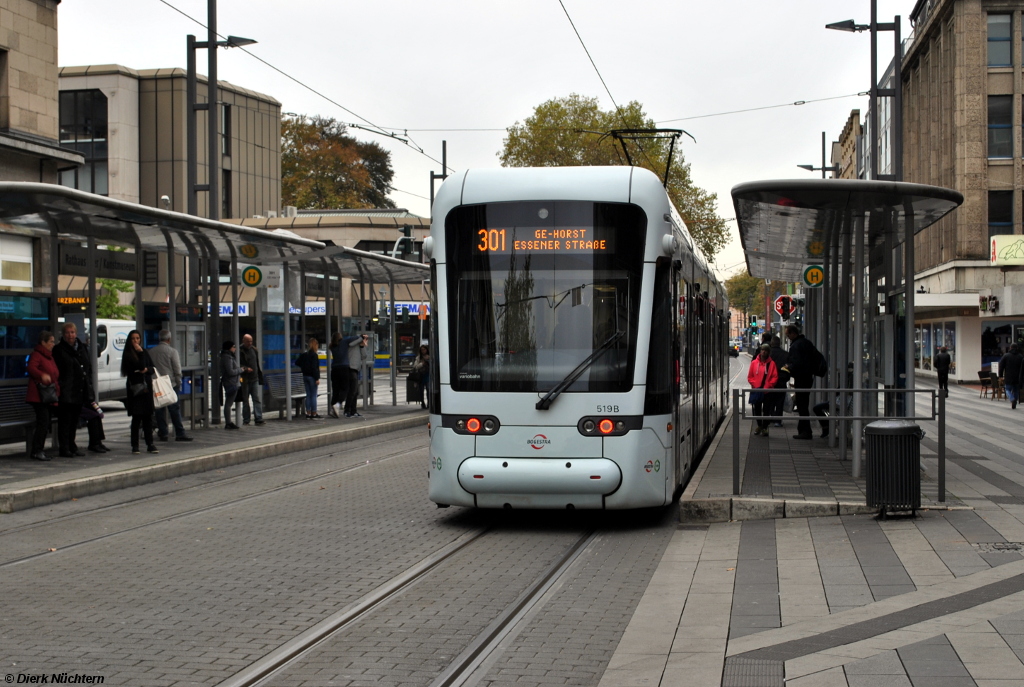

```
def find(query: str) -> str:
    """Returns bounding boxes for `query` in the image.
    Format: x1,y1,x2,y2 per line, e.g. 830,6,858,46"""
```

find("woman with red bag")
26,330,60,461
747,343,779,437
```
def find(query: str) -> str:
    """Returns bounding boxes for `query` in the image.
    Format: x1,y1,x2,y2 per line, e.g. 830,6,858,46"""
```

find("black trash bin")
864,420,924,515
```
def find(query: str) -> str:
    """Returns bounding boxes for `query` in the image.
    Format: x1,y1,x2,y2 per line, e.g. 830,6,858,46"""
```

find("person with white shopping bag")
148,330,193,442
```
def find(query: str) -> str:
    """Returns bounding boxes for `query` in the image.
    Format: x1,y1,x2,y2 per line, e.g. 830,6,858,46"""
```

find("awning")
732,179,963,281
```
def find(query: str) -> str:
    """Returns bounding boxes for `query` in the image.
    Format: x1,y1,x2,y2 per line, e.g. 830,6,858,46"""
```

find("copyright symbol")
5,674,13,683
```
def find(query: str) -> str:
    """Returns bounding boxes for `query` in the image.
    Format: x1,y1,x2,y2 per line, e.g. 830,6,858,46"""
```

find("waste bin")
864,420,924,514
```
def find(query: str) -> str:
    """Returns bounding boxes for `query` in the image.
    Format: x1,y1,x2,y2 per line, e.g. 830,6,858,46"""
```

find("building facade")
58,64,281,218
894,0,1024,379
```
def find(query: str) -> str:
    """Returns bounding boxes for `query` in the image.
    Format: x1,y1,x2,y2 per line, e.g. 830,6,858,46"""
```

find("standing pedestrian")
344,334,369,418
934,346,952,397
148,329,193,441
52,322,91,457
121,329,158,454
296,337,321,419
220,340,241,429
238,334,264,426
412,344,430,410
328,332,362,418
768,335,789,427
747,344,779,436
26,330,59,461
781,324,822,440
999,343,1024,409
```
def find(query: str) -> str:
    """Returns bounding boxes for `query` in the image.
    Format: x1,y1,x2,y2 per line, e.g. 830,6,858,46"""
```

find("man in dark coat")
934,346,952,396
768,335,790,427
999,344,1024,409
52,322,92,457
781,324,820,440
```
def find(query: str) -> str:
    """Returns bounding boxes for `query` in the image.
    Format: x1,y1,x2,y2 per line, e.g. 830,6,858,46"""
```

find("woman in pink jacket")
747,343,779,437
26,330,60,461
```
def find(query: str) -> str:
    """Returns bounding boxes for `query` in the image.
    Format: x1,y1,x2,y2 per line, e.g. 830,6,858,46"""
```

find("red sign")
774,295,790,316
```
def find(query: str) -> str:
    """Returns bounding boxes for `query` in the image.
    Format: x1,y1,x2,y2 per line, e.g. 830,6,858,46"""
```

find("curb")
0,414,427,513
679,496,971,523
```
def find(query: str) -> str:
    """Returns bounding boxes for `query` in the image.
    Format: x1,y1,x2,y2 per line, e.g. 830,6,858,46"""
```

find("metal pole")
87,236,99,400
894,16,903,181
186,34,198,217
852,215,865,478
840,222,851,462
821,131,828,179
164,229,177,340
230,253,240,427
207,0,220,221
828,220,841,448
905,201,915,418
284,263,292,421
938,389,946,502
206,240,220,424
390,277,397,406
732,388,740,496
870,0,879,180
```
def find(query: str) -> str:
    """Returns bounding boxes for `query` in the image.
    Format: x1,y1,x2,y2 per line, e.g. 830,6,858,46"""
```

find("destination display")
475,227,616,254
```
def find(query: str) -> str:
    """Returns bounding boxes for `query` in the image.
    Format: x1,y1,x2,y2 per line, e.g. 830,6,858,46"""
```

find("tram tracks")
0,432,426,568
219,527,599,687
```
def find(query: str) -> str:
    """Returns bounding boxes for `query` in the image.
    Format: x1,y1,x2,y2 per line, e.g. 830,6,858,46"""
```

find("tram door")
671,264,682,488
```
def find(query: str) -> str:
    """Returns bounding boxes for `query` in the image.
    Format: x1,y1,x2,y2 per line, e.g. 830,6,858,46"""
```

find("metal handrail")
731,387,946,502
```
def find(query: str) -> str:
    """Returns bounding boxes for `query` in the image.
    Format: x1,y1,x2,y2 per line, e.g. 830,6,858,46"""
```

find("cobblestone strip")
476,511,677,686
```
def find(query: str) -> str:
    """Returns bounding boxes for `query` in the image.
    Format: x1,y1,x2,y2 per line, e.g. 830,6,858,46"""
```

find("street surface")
0,427,675,686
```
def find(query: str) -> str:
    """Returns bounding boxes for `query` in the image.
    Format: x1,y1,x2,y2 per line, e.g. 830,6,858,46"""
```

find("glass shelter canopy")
732,179,962,281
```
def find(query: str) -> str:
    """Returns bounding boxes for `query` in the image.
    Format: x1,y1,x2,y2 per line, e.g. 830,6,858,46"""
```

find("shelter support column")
87,236,99,401
852,215,865,478
284,263,292,422
904,201,915,418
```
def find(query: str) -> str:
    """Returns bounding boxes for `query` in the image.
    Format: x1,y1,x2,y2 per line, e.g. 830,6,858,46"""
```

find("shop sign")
59,244,137,280
991,235,1024,266
376,301,431,316
979,295,1000,314
0,294,49,320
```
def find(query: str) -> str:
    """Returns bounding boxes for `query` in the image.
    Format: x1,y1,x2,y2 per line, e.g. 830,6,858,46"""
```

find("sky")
58,0,912,280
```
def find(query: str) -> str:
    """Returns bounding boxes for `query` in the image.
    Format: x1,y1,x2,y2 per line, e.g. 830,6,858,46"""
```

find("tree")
282,115,396,210
500,94,729,260
96,278,135,320
725,270,762,321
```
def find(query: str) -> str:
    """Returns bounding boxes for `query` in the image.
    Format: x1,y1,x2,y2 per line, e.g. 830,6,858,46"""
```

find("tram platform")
0,377,427,513
601,364,1024,687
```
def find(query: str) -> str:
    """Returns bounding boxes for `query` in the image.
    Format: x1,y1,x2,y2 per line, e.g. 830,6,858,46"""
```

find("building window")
221,103,231,156
58,90,109,195
0,234,33,290
989,190,1013,237
989,14,1012,67
222,169,232,219
988,96,1013,158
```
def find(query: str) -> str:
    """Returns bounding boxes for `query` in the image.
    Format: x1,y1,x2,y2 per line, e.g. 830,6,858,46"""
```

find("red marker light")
466,418,481,433
598,419,614,434
590,475,601,480
473,474,484,479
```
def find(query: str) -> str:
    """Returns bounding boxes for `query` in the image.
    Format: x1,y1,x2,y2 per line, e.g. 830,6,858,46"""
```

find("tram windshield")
445,201,646,393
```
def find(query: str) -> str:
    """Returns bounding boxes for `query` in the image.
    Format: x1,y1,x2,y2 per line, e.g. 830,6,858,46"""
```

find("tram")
424,166,729,509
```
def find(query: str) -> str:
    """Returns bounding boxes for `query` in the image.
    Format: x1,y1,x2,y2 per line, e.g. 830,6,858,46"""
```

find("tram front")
428,168,675,509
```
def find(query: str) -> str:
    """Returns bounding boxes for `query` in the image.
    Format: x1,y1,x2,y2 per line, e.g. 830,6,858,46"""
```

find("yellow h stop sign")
803,265,824,288
241,266,263,287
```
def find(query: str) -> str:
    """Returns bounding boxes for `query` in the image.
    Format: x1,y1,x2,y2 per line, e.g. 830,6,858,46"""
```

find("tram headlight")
583,420,596,433
483,419,496,432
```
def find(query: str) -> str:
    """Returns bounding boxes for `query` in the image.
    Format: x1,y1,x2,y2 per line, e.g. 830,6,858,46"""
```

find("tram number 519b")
477,229,507,252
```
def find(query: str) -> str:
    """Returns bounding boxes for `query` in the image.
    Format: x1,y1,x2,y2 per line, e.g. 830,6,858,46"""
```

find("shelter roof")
731,179,962,281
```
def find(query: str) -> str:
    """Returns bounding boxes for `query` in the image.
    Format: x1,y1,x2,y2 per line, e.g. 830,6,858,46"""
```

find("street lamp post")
185,0,256,219
798,132,841,178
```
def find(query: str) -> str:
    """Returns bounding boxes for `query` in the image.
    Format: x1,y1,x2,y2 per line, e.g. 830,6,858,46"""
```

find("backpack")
814,349,828,378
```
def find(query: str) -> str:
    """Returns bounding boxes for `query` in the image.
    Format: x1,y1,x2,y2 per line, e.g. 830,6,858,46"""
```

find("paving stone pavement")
602,365,1024,686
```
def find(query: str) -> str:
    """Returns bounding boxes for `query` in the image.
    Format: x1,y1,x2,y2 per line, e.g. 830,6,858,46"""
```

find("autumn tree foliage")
282,115,396,210
500,94,729,261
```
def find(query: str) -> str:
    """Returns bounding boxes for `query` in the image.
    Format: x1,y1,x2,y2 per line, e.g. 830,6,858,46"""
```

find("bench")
262,372,307,417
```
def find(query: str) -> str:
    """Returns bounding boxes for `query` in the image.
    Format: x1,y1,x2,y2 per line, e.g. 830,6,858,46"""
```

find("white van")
93,319,136,401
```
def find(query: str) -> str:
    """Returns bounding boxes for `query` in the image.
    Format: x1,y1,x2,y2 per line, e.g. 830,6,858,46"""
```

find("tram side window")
645,258,673,414
678,278,690,400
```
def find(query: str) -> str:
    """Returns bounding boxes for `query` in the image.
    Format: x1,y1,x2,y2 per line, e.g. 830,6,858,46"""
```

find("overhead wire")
152,0,447,171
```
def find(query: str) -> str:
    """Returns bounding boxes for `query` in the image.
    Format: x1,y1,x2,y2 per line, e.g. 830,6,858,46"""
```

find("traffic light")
749,315,758,334
400,225,412,258
780,296,791,320
402,306,410,323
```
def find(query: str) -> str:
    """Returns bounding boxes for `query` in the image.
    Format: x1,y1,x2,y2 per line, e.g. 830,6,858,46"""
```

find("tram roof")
731,179,962,281
0,183,427,282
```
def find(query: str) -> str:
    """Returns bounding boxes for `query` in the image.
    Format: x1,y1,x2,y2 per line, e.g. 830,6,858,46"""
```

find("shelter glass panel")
922,325,932,371
944,321,956,374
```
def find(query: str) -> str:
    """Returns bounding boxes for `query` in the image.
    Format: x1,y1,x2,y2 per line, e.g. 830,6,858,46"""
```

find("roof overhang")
0,183,427,283
732,179,963,281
